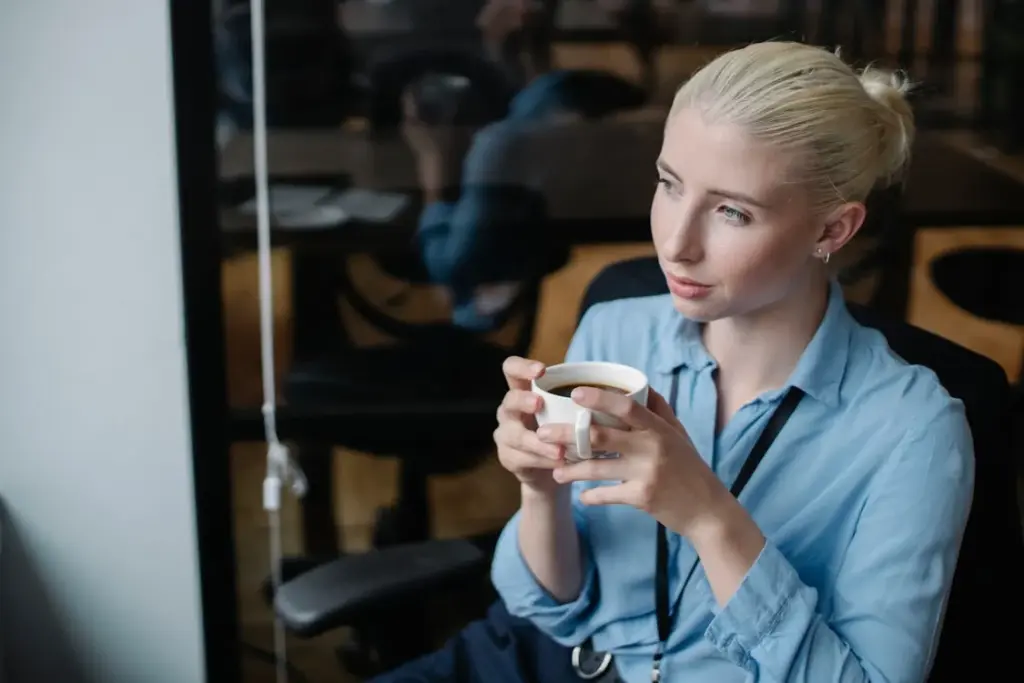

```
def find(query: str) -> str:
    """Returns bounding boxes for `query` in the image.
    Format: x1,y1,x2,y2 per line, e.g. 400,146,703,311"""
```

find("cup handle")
575,409,593,461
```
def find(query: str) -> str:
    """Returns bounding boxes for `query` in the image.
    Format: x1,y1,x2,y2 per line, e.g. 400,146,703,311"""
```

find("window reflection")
205,2,1023,681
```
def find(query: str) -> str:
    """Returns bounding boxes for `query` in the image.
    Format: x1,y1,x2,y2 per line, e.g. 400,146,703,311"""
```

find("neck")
703,273,830,397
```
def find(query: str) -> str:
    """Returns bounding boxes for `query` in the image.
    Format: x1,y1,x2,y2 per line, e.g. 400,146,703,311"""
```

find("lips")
667,275,710,288
665,273,712,300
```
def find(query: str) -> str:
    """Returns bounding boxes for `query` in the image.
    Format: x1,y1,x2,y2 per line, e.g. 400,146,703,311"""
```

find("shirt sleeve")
415,122,540,298
414,126,513,289
489,305,609,645
704,402,974,683
489,500,602,645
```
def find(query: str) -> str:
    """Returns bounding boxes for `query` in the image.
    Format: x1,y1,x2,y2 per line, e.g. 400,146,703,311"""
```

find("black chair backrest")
579,256,1023,681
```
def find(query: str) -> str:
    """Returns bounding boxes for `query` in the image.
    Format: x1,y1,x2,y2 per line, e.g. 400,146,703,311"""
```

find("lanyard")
650,370,805,682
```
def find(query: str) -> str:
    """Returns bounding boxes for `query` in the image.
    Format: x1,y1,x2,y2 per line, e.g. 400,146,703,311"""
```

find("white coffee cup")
532,362,650,461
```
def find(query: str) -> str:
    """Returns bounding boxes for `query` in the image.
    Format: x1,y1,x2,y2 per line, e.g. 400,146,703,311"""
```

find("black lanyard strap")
572,371,805,682
651,372,805,680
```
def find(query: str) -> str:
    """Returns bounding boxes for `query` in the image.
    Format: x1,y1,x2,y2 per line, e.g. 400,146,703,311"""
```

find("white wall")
0,2,206,682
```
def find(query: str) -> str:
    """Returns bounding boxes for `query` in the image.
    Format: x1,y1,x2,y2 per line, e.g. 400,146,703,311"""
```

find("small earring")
816,248,831,265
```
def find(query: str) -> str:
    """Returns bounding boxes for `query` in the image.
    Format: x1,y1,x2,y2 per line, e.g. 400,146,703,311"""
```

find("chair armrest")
273,539,487,638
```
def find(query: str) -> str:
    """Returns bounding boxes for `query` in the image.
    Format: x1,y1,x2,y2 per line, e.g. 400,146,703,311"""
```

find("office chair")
929,245,1024,474
266,187,568,673
274,256,1024,681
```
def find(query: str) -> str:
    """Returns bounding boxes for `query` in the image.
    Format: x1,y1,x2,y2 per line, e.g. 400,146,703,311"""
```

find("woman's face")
651,107,824,322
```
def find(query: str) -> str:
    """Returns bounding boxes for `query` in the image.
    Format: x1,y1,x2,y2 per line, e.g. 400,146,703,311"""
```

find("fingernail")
536,426,552,441
571,387,588,401
532,363,545,376
552,468,565,482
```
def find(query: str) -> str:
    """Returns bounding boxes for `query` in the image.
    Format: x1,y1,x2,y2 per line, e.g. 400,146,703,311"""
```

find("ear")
814,201,866,258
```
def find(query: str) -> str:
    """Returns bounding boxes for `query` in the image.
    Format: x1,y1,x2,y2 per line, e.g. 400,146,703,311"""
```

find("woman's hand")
493,356,566,495
537,386,733,539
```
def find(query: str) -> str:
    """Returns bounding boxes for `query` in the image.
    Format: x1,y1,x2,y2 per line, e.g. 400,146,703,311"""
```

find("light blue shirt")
490,282,974,683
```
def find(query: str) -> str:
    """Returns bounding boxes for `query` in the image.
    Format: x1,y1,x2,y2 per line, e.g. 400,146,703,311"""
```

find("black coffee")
549,382,630,397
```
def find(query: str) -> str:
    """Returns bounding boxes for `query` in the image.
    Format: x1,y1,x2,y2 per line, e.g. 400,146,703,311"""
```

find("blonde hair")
670,41,915,214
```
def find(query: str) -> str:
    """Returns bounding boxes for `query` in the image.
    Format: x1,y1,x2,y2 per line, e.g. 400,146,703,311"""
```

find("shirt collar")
652,311,713,375
783,280,854,406
652,280,853,407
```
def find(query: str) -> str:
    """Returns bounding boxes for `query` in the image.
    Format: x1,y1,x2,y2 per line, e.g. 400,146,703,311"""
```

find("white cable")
248,2,307,683
250,0,276,450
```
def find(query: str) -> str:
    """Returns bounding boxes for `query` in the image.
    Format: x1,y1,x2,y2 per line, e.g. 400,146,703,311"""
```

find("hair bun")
859,67,915,187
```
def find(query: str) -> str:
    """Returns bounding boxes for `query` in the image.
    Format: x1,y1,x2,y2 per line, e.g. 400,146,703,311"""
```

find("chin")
669,293,729,322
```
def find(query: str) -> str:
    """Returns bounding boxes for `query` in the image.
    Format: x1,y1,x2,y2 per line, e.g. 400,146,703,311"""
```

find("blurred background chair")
258,185,568,674
929,245,1024,475
272,256,1024,681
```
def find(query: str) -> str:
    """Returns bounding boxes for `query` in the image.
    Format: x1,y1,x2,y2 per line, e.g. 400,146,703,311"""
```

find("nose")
659,200,704,264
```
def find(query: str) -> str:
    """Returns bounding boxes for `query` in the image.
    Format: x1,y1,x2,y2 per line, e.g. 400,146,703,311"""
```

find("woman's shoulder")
844,323,966,421
839,322,974,480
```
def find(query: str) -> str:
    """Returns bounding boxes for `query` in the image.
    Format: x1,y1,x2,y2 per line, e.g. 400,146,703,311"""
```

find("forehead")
660,108,794,198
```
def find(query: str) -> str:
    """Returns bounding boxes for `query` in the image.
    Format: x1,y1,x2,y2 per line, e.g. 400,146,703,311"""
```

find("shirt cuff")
704,539,810,663
490,510,597,643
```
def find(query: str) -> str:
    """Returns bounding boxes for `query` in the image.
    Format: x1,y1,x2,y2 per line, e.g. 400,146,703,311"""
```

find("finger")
502,356,546,391
501,389,543,416
537,423,635,455
552,456,628,484
495,422,563,460
504,448,564,471
517,429,564,460
578,481,638,507
496,402,538,432
570,387,658,430
534,422,574,446
645,388,684,434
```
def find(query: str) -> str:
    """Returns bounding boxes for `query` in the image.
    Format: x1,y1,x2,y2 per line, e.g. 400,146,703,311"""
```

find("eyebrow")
655,158,681,182
655,158,770,209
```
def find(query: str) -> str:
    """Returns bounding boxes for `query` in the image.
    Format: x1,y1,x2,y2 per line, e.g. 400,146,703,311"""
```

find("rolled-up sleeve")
489,304,610,644
490,503,601,644
704,404,974,682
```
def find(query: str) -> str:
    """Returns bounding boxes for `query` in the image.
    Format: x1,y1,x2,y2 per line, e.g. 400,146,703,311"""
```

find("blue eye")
719,206,751,225
657,176,680,196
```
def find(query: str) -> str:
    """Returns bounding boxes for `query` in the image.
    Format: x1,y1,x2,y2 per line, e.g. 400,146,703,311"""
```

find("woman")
375,41,974,683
